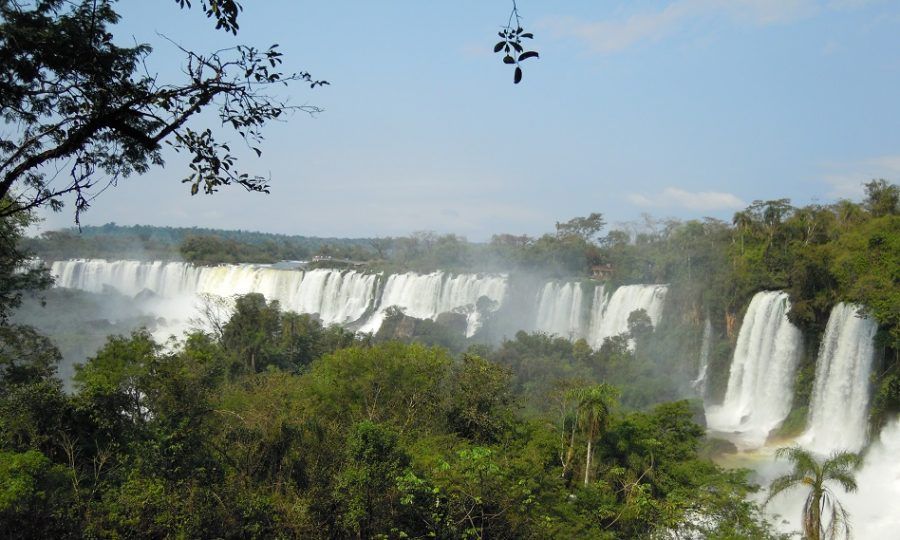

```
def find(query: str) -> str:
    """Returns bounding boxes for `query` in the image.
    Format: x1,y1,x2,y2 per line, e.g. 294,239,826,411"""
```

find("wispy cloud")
627,187,746,211
827,0,882,10
823,154,900,199
543,0,846,54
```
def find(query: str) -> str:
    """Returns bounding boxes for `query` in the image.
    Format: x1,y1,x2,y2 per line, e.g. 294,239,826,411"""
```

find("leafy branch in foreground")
175,0,242,35
493,0,539,84
0,0,326,222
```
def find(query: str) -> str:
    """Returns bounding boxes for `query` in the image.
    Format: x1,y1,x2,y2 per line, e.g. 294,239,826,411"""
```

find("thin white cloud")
823,154,900,199
828,0,882,10
626,193,657,207
543,0,847,54
627,187,746,211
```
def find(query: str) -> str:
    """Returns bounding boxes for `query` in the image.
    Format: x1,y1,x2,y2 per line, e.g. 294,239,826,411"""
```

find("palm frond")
766,472,804,503
822,491,852,540
824,469,858,494
775,445,819,477
822,451,861,475
771,446,860,540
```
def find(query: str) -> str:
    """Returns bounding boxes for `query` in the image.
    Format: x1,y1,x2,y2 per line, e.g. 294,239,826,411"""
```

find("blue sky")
35,0,900,240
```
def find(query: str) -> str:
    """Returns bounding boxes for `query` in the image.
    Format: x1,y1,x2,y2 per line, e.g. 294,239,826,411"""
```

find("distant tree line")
24,224,377,264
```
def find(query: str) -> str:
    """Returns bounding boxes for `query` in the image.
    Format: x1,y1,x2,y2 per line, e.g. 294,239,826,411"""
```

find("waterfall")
705,291,802,449
51,259,202,297
52,259,677,344
765,417,900,538
692,317,713,397
529,282,668,346
533,282,585,339
51,259,506,337
359,271,507,337
286,269,378,325
586,284,668,348
801,303,877,453
842,418,900,537
51,260,377,326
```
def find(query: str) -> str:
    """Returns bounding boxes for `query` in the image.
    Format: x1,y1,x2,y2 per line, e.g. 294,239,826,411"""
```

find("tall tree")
767,446,861,540
571,383,619,486
555,213,606,244
220,293,281,372
863,179,900,217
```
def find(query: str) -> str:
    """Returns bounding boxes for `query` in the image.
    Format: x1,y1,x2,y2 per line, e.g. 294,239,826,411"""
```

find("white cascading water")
800,303,877,453
52,260,379,326
589,285,608,334
764,418,900,538
533,281,584,339
841,418,900,536
359,271,508,337
692,317,713,397
705,291,802,449
51,260,506,337
528,283,667,347
52,259,198,297
586,284,668,348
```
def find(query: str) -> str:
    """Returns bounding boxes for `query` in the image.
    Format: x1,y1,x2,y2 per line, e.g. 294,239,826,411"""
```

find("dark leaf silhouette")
493,1,539,84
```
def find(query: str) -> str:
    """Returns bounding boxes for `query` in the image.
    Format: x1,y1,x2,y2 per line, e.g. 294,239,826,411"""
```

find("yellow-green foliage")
0,311,788,538
831,215,900,345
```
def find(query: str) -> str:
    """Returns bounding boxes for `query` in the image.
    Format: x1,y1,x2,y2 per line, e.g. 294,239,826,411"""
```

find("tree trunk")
563,422,577,477
805,491,823,540
583,438,592,486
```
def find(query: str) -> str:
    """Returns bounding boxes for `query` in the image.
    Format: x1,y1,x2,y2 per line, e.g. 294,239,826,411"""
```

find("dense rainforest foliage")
3,180,898,537
0,292,785,539
1,205,786,538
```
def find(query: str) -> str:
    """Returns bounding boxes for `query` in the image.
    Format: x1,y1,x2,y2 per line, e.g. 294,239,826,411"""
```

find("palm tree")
732,209,754,255
767,446,861,540
572,383,619,486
